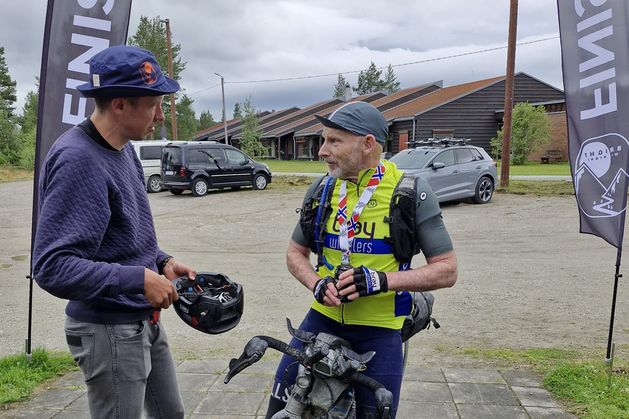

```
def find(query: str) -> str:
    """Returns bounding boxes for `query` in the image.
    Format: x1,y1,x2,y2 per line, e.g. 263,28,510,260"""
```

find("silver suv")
389,139,497,204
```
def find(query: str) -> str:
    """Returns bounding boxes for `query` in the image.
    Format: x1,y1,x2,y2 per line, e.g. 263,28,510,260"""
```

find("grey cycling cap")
315,101,388,144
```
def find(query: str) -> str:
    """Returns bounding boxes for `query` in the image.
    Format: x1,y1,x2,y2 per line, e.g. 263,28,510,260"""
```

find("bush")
491,102,551,165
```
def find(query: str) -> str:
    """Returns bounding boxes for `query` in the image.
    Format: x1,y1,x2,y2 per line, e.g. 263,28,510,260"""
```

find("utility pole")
214,72,229,145
500,0,518,188
162,18,177,139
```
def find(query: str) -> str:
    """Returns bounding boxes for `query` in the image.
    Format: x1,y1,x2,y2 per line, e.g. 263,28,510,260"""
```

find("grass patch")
458,346,629,418
0,166,33,183
497,160,571,176
260,159,327,173
545,363,629,418
496,180,575,196
461,347,585,369
268,175,316,189
0,349,77,406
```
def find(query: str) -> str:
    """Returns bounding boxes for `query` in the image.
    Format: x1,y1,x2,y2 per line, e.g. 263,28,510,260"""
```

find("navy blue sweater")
33,122,168,323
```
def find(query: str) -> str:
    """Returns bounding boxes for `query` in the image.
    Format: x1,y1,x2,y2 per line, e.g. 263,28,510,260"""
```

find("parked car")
161,141,272,197
389,138,497,204
131,140,172,193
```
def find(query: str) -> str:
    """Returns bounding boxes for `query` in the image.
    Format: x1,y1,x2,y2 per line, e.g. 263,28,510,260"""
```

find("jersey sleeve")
414,176,454,258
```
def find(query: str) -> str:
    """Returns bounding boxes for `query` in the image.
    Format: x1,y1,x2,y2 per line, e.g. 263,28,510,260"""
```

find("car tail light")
178,168,186,176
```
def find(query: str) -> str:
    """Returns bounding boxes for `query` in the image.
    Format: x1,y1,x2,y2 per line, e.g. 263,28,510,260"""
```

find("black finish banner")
558,0,629,248
34,0,133,176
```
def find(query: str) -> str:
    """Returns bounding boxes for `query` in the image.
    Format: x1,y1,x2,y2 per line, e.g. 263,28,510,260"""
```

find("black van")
161,141,272,197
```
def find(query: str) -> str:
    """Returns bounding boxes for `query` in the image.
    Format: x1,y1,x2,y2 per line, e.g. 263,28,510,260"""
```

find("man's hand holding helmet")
160,257,197,281
145,258,196,309
144,269,178,309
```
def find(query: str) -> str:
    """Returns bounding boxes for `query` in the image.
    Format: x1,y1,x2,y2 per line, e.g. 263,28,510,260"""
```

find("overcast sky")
1,0,563,122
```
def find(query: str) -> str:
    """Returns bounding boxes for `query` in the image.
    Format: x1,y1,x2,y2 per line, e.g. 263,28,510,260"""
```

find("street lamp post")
161,18,177,140
214,72,229,145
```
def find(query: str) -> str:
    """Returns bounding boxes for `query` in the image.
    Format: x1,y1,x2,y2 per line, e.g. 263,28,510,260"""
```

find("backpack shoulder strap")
386,173,419,263
313,175,336,269
298,175,336,269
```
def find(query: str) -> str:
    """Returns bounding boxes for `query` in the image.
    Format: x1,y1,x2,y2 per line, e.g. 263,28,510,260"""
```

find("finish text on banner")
558,0,629,248
35,0,133,176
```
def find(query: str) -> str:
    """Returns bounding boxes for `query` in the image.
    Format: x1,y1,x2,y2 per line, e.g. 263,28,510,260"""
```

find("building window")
433,129,454,139
296,139,313,159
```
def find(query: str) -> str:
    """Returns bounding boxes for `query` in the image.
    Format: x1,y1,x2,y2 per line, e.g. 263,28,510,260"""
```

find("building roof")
383,75,505,121
194,107,300,141
208,98,344,142
251,91,386,140
293,84,441,138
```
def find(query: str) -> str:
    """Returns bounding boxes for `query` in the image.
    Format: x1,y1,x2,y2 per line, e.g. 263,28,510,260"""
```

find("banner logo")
574,133,629,218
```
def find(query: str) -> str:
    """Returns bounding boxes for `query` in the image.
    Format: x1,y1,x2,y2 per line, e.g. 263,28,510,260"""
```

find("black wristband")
157,257,172,275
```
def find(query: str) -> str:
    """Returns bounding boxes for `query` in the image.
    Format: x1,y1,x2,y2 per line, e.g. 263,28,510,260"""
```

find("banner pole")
26,0,56,358
605,246,622,385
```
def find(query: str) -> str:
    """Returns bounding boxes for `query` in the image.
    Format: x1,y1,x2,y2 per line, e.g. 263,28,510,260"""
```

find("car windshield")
389,149,437,169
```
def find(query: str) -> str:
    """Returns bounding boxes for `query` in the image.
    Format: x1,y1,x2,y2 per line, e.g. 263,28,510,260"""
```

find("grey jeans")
64,316,184,419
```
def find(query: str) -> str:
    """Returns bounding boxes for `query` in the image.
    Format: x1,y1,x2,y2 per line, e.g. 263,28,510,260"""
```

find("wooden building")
193,73,565,160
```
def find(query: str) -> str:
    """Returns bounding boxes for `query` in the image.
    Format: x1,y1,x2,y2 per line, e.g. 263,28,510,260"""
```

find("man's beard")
327,160,360,180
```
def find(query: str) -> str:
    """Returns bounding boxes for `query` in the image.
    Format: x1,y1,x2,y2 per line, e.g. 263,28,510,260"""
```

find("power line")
223,35,559,85
188,82,222,97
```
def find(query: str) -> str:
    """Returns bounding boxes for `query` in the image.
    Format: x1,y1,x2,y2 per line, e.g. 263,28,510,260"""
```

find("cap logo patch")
92,74,100,87
139,61,158,85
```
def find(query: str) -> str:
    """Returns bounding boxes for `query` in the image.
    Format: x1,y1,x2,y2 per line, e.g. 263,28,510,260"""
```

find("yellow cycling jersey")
311,160,413,329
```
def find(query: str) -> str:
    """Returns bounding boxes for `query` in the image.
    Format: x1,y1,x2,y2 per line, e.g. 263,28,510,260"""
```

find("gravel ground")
1,179,627,366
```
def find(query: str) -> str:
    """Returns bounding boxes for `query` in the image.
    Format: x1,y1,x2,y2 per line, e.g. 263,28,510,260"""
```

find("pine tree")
233,102,242,119
333,74,349,99
239,97,267,158
382,64,401,94
0,105,18,165
198,110,216,130
128,16,187,139
172,94,197,140
353,62,385,95
128,16,185,80
16,88,38,168
0,47,17,118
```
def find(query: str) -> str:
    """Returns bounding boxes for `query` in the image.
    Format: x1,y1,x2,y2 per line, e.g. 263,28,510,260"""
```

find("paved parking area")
2,178,626,417
1,361,576,418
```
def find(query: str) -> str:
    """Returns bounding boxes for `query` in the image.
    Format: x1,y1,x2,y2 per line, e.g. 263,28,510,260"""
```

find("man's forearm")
386,251,457,292
286,242,321,292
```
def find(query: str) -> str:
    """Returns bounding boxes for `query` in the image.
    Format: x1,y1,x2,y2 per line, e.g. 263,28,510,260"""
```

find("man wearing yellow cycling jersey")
266,101,457,419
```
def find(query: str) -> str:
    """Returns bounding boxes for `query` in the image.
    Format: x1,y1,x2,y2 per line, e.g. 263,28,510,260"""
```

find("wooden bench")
541,149,563,164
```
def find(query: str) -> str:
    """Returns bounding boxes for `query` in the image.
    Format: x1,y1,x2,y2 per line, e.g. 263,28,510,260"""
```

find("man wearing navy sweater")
33,46,195,418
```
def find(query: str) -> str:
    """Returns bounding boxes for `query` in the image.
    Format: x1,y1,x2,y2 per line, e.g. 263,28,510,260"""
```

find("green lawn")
0,349,77,407
0,166,33,183
261,159,571,176
0,161,571,180
260,159,327,173
461,347,629,418
497,160,571,176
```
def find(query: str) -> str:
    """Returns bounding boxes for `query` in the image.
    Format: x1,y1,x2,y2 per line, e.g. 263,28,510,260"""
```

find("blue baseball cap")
77,45,180,98
315,101,388,144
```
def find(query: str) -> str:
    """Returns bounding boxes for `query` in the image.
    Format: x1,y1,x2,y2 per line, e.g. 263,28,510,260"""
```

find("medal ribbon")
336,161,386,265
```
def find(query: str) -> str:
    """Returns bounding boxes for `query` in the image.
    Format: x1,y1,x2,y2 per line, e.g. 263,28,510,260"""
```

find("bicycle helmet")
173,272,244,334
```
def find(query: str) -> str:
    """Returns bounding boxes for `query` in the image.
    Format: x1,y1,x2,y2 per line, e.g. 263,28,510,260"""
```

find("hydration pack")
298,173,420,268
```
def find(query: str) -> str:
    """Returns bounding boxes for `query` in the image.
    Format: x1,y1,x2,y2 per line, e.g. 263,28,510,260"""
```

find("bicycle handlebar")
224,335,305,384
350,372,393,419
224,333,393,418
